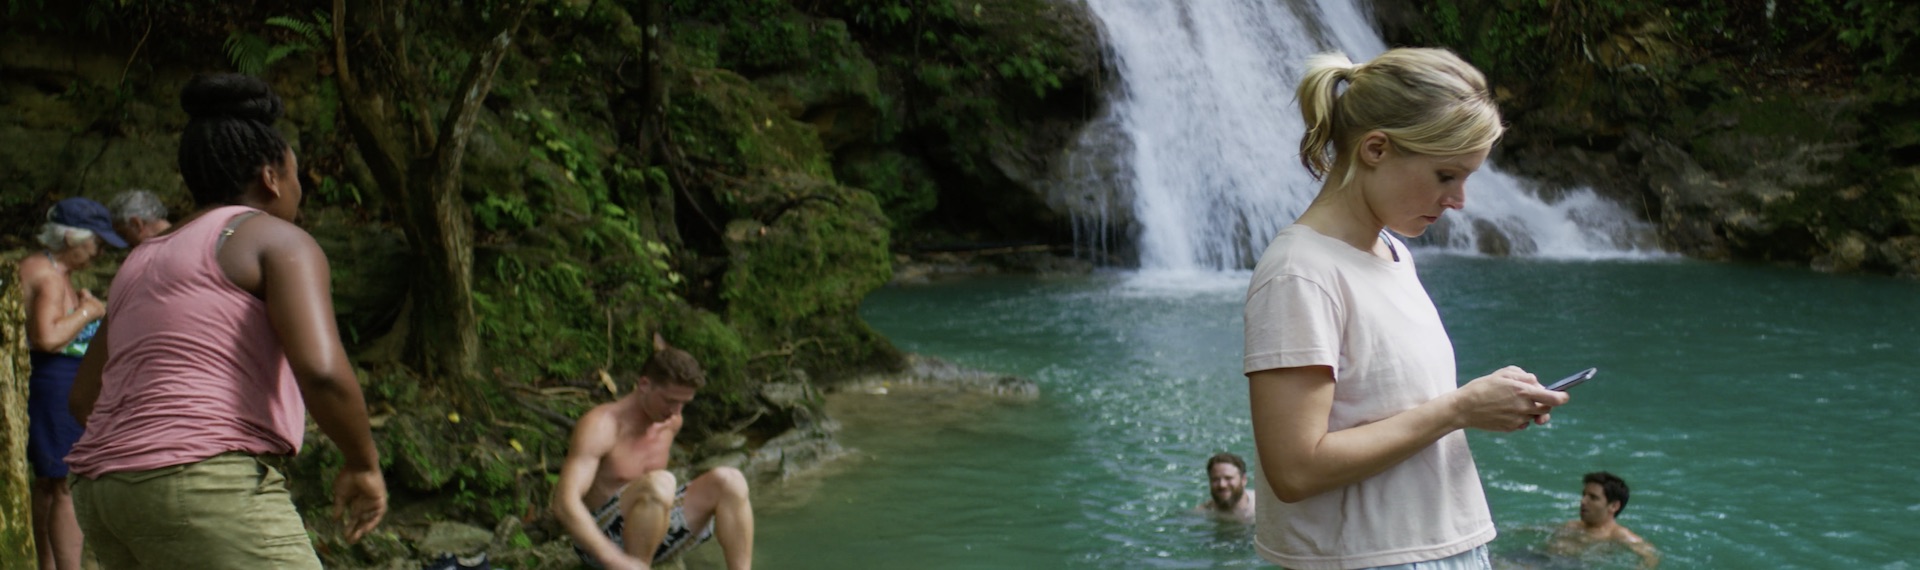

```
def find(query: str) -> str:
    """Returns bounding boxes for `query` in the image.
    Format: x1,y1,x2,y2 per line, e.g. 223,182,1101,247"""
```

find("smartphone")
1545,367,1598,391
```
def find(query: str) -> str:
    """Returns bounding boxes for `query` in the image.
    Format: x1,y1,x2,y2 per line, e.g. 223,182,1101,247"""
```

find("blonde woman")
1244,48,1570,570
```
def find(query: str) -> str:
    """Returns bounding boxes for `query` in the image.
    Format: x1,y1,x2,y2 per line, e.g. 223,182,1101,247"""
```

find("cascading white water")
1069,0,1661,272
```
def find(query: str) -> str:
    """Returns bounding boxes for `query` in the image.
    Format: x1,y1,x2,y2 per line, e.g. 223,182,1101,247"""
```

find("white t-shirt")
1243,225,1496,570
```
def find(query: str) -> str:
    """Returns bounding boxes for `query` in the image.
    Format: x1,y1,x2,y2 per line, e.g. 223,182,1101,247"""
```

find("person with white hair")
107,189,172,247
18,196,126,570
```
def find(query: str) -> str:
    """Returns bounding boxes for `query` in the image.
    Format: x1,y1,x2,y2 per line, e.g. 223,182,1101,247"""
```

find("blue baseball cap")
48,197,128,248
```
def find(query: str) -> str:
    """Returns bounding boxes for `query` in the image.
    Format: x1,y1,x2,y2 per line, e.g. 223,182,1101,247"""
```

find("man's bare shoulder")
580,400,624,421
567,401,628,454
1613,525,1648,544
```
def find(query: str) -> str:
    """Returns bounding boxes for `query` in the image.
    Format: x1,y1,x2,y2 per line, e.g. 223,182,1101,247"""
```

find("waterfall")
1063,0,1661,272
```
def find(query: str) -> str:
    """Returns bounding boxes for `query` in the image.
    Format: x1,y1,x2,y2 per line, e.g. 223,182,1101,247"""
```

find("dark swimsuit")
27,251,96,478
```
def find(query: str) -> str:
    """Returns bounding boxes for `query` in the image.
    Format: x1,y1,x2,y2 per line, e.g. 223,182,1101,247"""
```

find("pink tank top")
65,206,305,477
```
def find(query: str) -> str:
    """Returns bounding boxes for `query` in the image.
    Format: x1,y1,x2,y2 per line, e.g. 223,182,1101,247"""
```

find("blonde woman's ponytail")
1297,52,1355,181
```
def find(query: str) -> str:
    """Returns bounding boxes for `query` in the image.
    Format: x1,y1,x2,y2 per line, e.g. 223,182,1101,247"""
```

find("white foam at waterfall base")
1115,268,1254,298
1073,0,1663,274
1429,169,1673,261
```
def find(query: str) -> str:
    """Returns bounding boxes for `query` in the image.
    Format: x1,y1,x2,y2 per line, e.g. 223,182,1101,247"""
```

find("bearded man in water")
1194,452,1255,523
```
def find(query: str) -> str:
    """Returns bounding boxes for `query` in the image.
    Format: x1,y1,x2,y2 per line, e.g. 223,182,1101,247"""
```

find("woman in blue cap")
18,196,125,570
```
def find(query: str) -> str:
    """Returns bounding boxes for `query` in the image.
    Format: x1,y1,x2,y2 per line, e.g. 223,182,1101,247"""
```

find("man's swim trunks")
572,485,715,568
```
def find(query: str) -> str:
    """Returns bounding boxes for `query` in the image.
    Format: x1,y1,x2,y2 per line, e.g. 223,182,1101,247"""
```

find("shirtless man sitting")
554,335,754,570
1548,471,1658,569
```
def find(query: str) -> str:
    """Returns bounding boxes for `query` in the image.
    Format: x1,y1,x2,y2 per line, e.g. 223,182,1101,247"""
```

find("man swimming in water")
1193,452,1255,523
553,335,754,570
1548,471,1657,568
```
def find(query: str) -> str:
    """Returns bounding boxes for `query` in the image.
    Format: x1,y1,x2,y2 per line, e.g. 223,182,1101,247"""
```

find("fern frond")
264,11,334,43
265,16,314,39
224,32,270,75
311,9,334,40
264,43,307,67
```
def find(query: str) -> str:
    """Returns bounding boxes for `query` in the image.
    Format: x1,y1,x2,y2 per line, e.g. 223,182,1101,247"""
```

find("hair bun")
180,73,284,123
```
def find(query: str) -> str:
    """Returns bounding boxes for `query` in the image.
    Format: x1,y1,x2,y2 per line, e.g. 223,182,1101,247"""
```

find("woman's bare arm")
1249,365,1566,502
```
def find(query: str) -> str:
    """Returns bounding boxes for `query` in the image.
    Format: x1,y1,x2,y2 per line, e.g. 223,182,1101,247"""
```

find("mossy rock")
834,149,936,231
660,303,757,426
306,208,411,355
1888,167,1920,229
747,16,882,115
668,0,859,75
668,67,833,180
384,409,463,491
732,13,888,148
720,176,897,377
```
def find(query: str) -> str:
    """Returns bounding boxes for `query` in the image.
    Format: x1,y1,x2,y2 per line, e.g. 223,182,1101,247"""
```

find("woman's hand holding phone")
1455,366,1570,433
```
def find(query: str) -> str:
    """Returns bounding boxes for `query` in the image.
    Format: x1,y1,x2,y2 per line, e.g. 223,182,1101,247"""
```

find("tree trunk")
1,258,35,568
332,0,526,405
612,0,677,243
401,30,515,391
634,0,668,164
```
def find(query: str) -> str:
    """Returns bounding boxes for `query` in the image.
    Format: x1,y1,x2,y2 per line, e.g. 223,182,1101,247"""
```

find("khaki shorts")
72,452,322,569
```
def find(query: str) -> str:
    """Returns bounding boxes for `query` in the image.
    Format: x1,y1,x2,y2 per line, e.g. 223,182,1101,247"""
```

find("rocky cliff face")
1375,0,1920,277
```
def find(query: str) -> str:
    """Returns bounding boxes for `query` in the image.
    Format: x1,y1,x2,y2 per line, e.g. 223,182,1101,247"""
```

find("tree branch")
430,2,528,179
333,0,352,91
332,0,409,200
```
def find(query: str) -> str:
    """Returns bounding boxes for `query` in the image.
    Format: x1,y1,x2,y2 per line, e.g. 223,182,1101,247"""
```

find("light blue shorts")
1364,545,1492,570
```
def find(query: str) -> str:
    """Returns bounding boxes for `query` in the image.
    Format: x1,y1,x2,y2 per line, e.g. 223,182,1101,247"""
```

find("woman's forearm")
1251,371,1465,502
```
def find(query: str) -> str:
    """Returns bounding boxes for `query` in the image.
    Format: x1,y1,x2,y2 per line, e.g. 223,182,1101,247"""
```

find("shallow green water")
756,256,1920,569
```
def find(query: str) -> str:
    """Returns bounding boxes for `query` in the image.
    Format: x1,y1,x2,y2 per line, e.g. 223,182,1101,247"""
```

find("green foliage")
824,0,1088,186
7,0,135,33
837,150,936,230
660,306,753,414
465,104,690,384
721,180,894,377
474,193,538,230
311,177,364,209
369,398,558,523
841,0,930,31
997,49,1064,98
1422,0,1917,84
663,0,1083,175
825,0,1074,101
223,10,332,75
666,0,814,72
667,68,834,179
475,108,611,233
266,11,331,43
